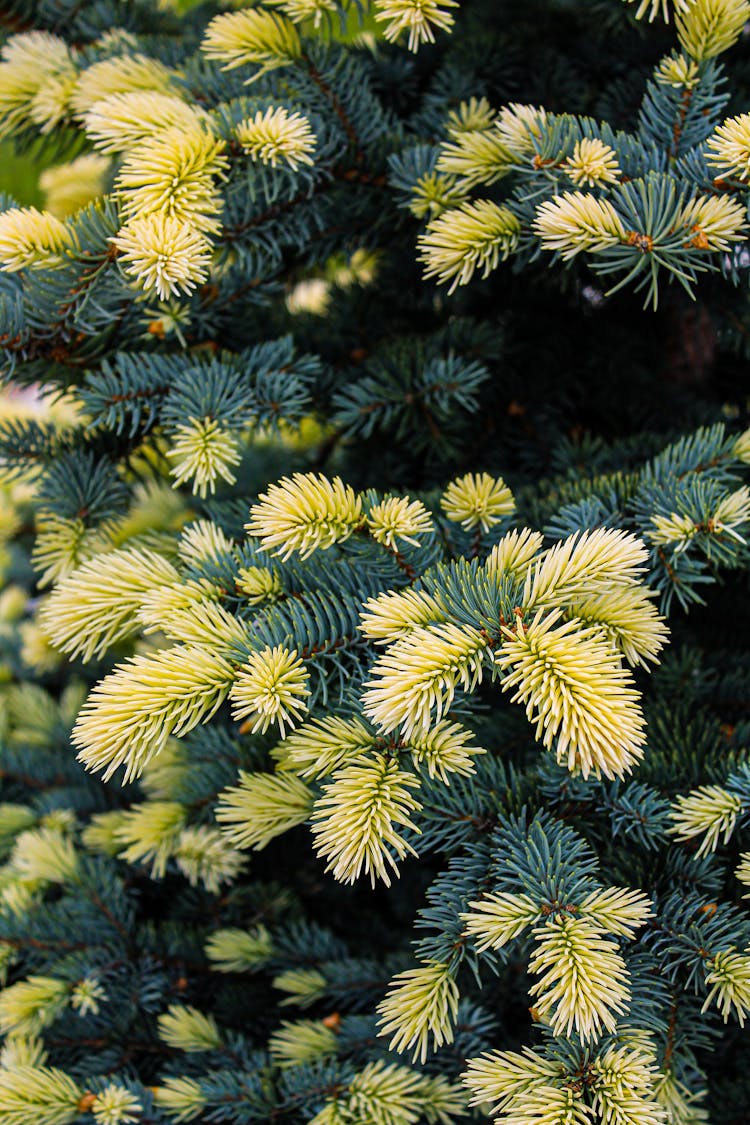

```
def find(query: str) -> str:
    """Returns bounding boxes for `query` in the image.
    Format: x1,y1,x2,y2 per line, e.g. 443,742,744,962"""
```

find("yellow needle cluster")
676,0,750,60
236,107,317,170
465,1040,666,1124
364,526,665,780
418,199,521,291
462,885,651,1042
39,480,666,902
373,0,460,52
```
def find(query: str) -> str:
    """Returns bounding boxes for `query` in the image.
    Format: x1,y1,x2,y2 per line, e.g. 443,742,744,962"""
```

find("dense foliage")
0,1,750,1123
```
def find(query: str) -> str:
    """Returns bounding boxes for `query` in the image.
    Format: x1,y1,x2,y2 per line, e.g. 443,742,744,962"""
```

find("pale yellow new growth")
0,584,26,625
0,32,75,138
703,949,750,1025
707,112,750,179
0,1065,82,1125
409,170,466,220
116,127,227,234
733,427,750,462
137,580,220,635
202,9,302,78
138,299,193,344
736,852,750,895
362,623,489,738
367,496,434,550
153,1076,206,1123
72,645,235,782
496,611,646,778
18,621,57,676
312,1062,465,1125
71,54,178,115
648,510,696,548
82,811,129,857
273,967,327,1007
403,1072,468,1124
0,31,72,74
236,565,283,604
463,1046,561,1114
39,546,179,662
441,471,515,532
360,586,447,644
91,1085,142,1125
159,602,251,654
714,485,750,539
678,194,747,249
237,107,316,170
528,916,631,1041
563,138,621,187
523,527,648,608
590,1043,666,1125
246,472,363,560
70,979,107,1018
0,803,35,843
278,714,376,777
626,0,690,21
409,719,486,782
462,892,541,951
656,51,701,87
32,515,114,587
168,417,241,497
39,154,110,218
205,925,274,972
269,1020,338,1068
83,91,210,153
0,207,72,271
88,31,141,48
534,192,627,259
496,102,547,157
463,884,651,953
10,827,79,884
676,0,750,59
652,1071,709,1125
670,785,742,854
648,488,750,550
216,769,314,849
373,0,459,52
419,199,521,291
286,277,331,316
178,518,234,565
230,646,310,736
158,1005,222,1053
0,496,22,549
446,97,496,137
42,809,78,834
0,977,69,1036
567,586,668,668
174,826,247,892
115,478,186,541
493,1086,590,1124
436,129,514,188
377,962,459,1063
577,886,653,936
269,0,338,26
31,68,78,133
114,801,186,878
112,214,212,300
485,527,545,578
311,753,421,885
0,1037,47,1071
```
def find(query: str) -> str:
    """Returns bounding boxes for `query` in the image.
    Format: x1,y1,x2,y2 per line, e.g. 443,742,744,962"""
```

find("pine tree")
0,1,750,1123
